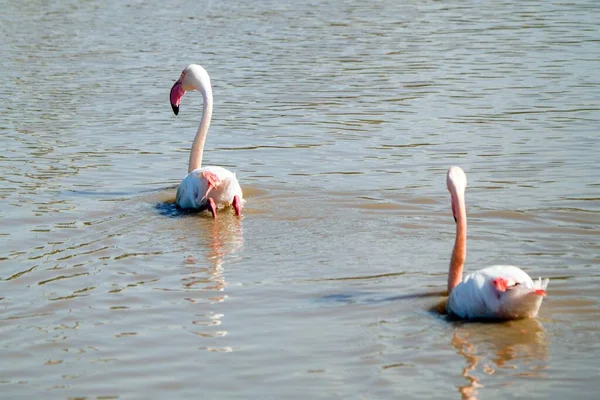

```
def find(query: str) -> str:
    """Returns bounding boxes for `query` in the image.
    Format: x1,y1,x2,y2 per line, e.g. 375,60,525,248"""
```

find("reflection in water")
178,215,244,346
451,319,548,400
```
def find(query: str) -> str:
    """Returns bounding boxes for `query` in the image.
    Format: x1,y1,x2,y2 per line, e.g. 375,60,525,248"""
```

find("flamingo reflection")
176,216,244,349
451,319,548,400
181,216,243,299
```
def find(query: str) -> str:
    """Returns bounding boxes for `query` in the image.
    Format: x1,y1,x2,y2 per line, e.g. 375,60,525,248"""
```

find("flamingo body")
169,64,244,217
176,166,243,210
445,166,548,320
447,265,549,320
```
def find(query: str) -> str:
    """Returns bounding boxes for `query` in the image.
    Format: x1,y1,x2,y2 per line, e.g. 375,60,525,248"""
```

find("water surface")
1,0,600,398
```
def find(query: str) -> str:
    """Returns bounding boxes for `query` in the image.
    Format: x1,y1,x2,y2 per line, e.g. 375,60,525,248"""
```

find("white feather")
175,166,244,210
447,265,548,320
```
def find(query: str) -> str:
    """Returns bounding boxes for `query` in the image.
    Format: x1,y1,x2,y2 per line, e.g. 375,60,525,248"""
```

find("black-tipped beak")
170,79,184,116
454,216,457,223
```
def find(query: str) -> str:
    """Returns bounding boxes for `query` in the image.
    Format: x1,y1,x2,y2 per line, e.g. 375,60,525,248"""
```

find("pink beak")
170,79,185,115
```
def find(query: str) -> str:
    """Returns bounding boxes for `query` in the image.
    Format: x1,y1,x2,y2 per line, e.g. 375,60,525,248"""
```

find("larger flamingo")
170,64,244,218
445,166,548,320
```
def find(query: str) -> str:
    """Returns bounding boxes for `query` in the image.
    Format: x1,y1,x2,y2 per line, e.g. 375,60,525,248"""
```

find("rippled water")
1,0,600,398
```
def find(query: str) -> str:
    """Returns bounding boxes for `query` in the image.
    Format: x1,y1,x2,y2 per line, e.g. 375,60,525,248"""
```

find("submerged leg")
232,195,242,217
208,198,218,219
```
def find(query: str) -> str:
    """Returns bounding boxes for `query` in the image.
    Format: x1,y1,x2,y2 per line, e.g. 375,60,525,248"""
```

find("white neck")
188,88,213,173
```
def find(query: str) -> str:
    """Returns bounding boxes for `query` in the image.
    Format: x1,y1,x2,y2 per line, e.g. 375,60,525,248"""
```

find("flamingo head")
446,166,467,222
170,64,212,116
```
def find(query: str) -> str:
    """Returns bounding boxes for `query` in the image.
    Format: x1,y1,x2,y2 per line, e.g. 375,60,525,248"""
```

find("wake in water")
65,186,209,219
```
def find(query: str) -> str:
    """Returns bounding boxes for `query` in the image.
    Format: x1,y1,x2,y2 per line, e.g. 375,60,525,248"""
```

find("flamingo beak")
170,79,185,116
451,199,457,223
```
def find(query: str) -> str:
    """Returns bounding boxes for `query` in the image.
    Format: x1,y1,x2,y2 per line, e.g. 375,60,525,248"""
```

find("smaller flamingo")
170,64,243,218
445,166,549,320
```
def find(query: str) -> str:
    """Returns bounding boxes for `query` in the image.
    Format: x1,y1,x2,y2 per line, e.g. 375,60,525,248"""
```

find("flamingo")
169,64,244,218
445,166,548,320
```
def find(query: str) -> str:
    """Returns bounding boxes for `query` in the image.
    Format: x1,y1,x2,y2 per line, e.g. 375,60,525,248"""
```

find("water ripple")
2,0,600,398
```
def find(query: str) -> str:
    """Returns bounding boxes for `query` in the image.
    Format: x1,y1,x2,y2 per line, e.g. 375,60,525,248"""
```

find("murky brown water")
1,0,600,398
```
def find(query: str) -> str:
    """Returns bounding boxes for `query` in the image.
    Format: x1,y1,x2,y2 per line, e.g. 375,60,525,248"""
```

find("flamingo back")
176,166,244,210
447,265,548,320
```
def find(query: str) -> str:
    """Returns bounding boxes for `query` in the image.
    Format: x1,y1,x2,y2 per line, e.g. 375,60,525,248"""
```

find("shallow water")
1,0,600,398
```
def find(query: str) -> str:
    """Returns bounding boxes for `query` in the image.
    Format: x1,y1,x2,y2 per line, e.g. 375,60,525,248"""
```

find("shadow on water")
318,291,445,306
155,201,206,219
66,187,200,219
65,187,174,198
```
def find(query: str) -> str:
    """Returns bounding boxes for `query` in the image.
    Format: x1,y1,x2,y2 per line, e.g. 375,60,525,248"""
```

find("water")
1,0,599,398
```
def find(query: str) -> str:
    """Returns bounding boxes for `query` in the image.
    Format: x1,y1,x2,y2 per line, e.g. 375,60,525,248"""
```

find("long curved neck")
448,191,467,294
188,89,213,173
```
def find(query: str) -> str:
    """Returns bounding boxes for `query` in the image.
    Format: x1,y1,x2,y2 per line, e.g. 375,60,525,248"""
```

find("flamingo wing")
176,166,244,211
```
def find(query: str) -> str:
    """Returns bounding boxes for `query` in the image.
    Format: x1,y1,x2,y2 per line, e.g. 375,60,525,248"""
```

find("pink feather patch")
199,170,222,202
493,277,508,292
201,170,222,188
